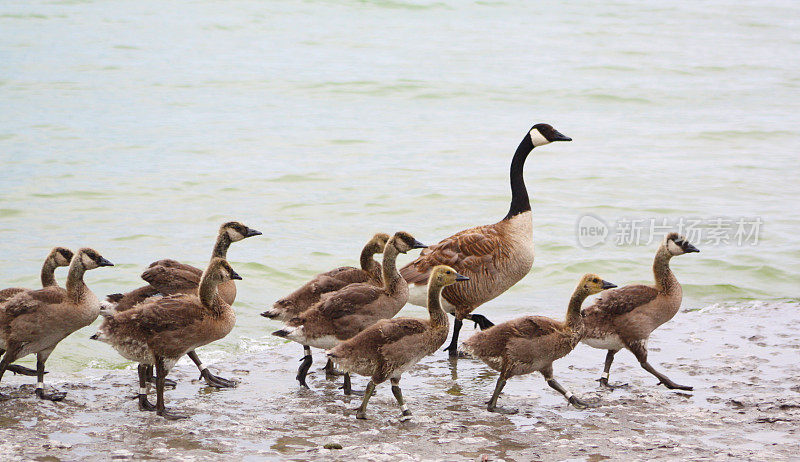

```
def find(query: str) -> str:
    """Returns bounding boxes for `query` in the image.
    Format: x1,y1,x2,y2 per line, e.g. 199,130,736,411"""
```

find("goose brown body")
581,232,699,391
92,258,240,419
462,274,615,413
0,247,74,303
400,123,572,356
276,232,425,350
0,248,113,401
328,265,467,420
264,233,390,322
104,221,259,388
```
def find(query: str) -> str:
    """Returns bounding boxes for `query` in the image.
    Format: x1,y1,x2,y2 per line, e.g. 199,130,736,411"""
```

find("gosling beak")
89,333,99,340
97,258,114,267
551,130,572,142
230,270,243,280
246,228,262,238
601,280,617,289
683,243,700,253
411,239,427,249
455,273,470,282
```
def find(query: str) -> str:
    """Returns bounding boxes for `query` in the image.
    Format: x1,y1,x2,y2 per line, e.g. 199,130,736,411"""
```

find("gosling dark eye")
592,278,598,283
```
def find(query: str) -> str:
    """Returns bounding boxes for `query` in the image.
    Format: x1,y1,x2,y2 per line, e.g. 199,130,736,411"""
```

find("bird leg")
137,364,156,411
6,365,40,376
34,353,65,401
341,373,364,396
541,365,587,409
146,364,176,389
443,318,464,357
390,378,412,421
297,346,313,388
355,380,376,420
0,348,17,401
155,357,186,420
487,376,517,414
189,351,238,388
628,340,692,391
598,350,628,389
324,358,343,377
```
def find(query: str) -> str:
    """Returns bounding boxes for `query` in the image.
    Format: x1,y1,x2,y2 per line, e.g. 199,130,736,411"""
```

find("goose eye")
592,278,598,283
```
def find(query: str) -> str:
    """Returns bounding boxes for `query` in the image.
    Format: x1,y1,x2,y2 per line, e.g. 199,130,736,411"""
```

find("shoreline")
1,301,799,461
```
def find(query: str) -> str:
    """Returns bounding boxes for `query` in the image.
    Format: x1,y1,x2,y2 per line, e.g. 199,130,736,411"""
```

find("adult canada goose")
263,233,390,376
0,247,74,377
328,265,468,420
0,247,74,303
92,258,240,420
273,231,426,392
461,274,616,414
0,248,113,401
400,123,571,357
105,221,260,388
581,232,699,391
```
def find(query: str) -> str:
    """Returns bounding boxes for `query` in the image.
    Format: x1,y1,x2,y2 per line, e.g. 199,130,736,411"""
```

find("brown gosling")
328,265,468,421
581,232,699,391
0,247,74,303
462,274,616,414
273,231,426,393
0,248,113,401
262,233,390,376
105,221,260,388
0,247,74,377
91,258,240,420
400,123,572,357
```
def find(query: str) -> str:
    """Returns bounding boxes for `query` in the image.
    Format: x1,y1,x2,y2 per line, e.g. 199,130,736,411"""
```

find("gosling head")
390,231,427,254
579,273,617,295
220,221,262,242
207,257,242,282
75,248,114,270
49,247,74,267
528,123,572,148
664,232,700,256
429,265,469,288
368,233,391,253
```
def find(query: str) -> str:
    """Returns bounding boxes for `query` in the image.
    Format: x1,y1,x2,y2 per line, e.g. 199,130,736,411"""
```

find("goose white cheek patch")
529,129,550,147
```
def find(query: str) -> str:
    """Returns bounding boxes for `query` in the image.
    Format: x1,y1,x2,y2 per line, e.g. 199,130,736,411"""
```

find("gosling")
327,265,468,420
462,274,616,414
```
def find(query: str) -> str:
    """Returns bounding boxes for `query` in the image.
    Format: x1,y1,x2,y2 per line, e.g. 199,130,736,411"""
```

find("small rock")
324,443,343,450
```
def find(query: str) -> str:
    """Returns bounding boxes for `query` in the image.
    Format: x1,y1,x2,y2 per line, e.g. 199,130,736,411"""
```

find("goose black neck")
503,135,534,221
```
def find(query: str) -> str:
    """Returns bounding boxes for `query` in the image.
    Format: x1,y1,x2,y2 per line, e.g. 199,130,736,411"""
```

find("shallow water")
1,0,799,375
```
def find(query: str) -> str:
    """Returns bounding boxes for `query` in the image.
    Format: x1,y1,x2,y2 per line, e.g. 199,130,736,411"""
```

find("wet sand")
2,301,799,461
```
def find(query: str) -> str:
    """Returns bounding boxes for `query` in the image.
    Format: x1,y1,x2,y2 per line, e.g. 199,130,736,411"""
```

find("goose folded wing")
121,296,203,335
1,287,66,319
507,316,562,339
141,260,202,295
590,285,659,316
314,284,383,319
400,226,503,284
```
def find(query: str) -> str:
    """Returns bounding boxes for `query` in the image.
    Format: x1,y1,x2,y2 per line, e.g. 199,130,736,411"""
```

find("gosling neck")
503,135,534,221
66,259,88,301
566,287,589,329
427,280,449,328
198,271,223,313
40,258,58,288
211,232,233,260
359,242,381,279
653,245,678,293
381,241,403,295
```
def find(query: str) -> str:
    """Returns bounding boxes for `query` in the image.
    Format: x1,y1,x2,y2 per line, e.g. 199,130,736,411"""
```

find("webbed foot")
200,369,238,388
35,388,66,402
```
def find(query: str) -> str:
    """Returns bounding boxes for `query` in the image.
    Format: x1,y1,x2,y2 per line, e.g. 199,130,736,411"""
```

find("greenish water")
1,0,798,372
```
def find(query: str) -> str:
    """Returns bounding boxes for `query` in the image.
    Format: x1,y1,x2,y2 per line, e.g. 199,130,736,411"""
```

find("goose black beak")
601,280,617,289
98,258,114,267
455,273,470,282
246,228,262,238
231,270,243,280
684,243,700,253
551,130,572,142
412,240,427,249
